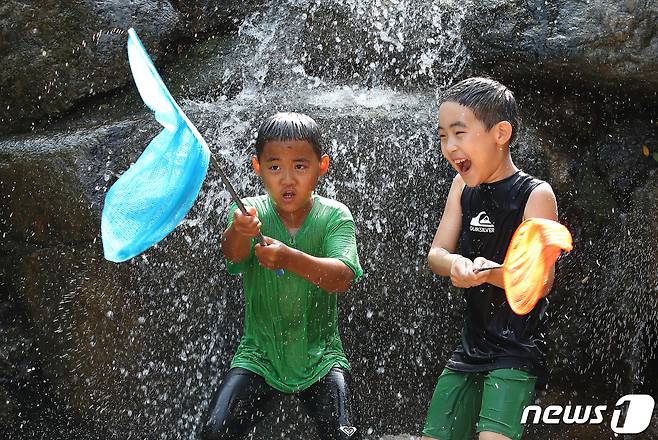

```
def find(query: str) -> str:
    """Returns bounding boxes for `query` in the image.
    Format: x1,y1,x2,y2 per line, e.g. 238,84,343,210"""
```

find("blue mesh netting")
101,29,210,262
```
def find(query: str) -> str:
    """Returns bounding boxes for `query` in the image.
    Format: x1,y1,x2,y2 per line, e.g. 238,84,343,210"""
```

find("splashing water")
9,0,656,440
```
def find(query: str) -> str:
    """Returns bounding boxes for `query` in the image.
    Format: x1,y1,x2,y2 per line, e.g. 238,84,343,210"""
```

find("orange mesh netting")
503,218,573,315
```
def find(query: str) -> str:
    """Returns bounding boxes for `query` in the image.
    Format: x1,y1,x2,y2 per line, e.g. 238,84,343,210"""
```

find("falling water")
47,1,473,438
2,0,657,439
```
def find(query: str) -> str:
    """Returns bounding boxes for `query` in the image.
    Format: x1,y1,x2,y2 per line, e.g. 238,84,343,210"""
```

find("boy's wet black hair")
255,112,323,159
439,77,522,147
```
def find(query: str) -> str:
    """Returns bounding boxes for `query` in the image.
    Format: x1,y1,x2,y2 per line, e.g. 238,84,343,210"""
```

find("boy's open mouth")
282,190,296,202
455,158,472,173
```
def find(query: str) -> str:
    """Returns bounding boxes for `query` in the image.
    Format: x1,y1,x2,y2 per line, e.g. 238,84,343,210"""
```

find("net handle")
474,264,503,273
211,154,284,276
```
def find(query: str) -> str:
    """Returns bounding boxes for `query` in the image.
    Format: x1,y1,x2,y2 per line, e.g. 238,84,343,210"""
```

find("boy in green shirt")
202,112,363,440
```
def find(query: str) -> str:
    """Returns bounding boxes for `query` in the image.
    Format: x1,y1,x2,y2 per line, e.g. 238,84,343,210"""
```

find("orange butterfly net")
480,218,573,315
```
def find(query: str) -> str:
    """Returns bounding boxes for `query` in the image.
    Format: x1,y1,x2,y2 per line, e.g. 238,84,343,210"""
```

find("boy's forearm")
428,247,461,277
480,262,555,293
221,225,252,263
283,248,354,293
484,267,504,289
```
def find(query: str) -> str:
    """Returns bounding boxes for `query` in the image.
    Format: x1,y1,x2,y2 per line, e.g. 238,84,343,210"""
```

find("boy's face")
438,101,509,187
252,139,329,218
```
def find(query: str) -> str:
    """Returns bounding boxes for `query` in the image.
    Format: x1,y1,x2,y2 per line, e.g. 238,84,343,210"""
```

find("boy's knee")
323,424,361,440
312,416,360,440
479,431,512,440
200,417,245,440
199,423,228,440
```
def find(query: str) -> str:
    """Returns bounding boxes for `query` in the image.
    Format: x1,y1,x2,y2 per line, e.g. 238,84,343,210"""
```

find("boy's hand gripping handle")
474,264,503,273
213,156,284,276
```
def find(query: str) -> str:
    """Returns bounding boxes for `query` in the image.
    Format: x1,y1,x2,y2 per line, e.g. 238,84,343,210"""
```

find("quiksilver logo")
469,211,494,233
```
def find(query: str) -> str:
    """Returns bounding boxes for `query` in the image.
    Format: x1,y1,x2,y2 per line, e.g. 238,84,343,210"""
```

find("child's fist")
472,257,496,283
254,236,290,270
232,206,261,238
450,256,489,288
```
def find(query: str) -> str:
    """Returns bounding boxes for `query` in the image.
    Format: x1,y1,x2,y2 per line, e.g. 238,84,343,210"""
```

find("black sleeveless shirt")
446,171,549,378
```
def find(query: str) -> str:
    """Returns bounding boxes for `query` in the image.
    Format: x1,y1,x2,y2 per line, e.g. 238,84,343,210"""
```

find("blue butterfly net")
101,29,210,262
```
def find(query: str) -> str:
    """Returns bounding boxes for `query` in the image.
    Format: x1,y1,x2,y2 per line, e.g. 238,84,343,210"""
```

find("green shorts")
422,368,537,440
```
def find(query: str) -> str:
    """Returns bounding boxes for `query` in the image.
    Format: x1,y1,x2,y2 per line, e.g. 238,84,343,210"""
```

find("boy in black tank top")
421,78,559,440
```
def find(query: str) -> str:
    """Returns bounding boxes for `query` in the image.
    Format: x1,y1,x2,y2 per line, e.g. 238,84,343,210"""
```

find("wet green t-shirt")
225,194,363,393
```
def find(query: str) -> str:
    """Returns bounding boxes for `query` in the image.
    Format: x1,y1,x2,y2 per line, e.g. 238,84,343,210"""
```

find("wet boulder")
0,0,267,135
462,0,658,94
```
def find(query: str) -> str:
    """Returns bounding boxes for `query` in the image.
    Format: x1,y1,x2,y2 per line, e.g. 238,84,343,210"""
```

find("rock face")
1,1,657,439
0,0,267,135
462,0,658,94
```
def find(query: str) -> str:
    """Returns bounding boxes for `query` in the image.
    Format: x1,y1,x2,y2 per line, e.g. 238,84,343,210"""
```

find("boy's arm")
221,206,260,263
255,206,361,293
477,182,558,292
287,251,355,293
525,182,558,297
428,174,463,276
428,175,488,288
254,237,356,293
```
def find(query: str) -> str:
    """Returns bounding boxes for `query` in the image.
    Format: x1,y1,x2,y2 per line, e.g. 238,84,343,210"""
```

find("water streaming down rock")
1,0,657,439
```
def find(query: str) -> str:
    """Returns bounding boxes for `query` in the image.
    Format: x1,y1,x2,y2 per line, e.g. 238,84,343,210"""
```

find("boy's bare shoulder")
525,181,558,219
451,173,466,192
528,181,556,199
